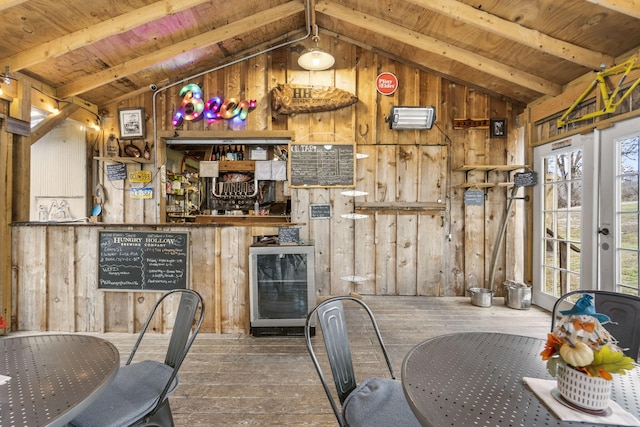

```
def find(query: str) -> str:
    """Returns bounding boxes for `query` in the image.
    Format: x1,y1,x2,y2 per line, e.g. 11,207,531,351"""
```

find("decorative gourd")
559,342,594,367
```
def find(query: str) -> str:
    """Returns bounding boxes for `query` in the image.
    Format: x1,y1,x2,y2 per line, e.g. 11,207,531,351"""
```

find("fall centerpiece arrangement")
541,294,636,413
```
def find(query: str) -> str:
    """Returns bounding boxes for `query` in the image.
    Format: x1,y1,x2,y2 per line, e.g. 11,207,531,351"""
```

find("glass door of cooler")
249,245,315,329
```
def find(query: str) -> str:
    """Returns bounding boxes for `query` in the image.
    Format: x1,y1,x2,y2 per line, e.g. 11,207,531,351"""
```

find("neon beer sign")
172,83,256,126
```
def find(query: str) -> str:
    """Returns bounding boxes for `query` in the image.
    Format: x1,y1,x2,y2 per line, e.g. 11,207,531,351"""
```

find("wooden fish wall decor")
271,84,358,115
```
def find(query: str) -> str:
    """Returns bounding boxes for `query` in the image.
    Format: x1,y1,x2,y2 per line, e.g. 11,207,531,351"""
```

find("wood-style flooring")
95,296,552,426
12,296,551,426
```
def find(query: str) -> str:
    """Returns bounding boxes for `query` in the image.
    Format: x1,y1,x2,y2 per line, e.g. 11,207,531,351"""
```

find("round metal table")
0,334,120,427
402,332,640,427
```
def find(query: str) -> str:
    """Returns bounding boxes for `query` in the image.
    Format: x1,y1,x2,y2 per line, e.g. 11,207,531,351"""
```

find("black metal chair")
70,289,205,427
551,290,640,361
304,296,420,427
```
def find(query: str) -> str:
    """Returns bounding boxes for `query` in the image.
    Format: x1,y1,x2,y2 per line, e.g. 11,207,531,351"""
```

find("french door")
533,117,640,311
599,119,640,296
533,134,596,311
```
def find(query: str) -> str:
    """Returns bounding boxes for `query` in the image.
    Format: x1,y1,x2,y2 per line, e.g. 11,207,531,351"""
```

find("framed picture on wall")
490,118,507,138
118,108,145,139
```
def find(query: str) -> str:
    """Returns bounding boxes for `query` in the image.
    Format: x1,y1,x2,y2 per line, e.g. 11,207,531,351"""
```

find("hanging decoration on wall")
490,118,507,137
270,84,358,115
119,107,146,139
172,83,257,127
376,72,398,96
556,56,640,128
453,118,490,129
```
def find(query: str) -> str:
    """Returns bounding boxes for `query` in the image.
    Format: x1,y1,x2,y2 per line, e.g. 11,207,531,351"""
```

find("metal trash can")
503,281,531,310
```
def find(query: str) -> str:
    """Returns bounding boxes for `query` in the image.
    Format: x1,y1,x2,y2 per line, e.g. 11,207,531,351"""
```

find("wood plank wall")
12,225,253,334
10,36,526,333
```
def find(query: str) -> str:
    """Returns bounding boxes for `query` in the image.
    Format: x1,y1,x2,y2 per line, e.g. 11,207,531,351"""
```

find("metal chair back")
128,289,205,423
305,296,395,426
551,290,640,360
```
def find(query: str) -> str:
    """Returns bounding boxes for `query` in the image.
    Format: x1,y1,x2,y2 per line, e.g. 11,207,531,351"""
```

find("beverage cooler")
249,244,315,336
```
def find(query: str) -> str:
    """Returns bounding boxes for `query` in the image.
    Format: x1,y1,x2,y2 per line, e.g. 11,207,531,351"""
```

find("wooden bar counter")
11,220,303,335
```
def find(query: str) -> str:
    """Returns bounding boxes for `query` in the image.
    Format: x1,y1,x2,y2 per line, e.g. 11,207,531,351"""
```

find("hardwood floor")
85,296,553,426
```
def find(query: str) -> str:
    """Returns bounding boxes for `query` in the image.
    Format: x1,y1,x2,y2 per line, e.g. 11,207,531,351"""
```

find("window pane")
619,249,639,288
619,213,638,250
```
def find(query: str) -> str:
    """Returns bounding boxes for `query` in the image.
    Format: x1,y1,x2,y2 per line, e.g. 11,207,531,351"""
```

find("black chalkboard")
514,171,538,187
106,163,127,181
98,231,188,291
288,143,355,187
278,227,300,244
310,203,332,219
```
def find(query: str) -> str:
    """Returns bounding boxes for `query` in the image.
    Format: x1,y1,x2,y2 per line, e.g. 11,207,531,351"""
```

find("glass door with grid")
599,118,640,297
532,134,597,311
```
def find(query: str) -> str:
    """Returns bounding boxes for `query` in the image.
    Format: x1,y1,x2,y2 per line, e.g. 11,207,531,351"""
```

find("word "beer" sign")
172,83,256,126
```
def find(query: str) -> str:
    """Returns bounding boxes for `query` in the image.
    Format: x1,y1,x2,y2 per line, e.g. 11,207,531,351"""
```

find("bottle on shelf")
238,145,244,160
143,141,151,160
226,145,234,161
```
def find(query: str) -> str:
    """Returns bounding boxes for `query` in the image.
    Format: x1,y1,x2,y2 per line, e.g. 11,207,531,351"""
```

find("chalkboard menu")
310,203,332,219
464,189,485,206
278,227,300,244
98,231,188,291
106,163,127,181
289,143,355,187
514,171,538,187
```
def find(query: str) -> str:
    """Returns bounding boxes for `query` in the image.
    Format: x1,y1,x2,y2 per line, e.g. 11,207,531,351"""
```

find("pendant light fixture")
298,25,335,71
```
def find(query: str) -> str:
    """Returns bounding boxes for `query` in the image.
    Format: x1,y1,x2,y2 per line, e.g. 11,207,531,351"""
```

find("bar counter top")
12,216,301,227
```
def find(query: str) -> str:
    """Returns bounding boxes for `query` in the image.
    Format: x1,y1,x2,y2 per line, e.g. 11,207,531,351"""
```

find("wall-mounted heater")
388,106,436,130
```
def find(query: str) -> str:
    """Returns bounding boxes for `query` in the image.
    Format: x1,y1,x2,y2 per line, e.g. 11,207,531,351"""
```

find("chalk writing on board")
310,204,332,219
514,171,538,187
464,189,485,206
278,227,300,244
106,163,127,181
289,143,355,187
98,231,188,291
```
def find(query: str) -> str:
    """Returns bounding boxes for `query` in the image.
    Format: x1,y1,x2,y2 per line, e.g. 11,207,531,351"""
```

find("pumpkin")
559,342,594,367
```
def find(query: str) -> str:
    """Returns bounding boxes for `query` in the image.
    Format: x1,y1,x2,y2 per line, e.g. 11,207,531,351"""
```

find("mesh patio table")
402,332,640,427
0,334,120,427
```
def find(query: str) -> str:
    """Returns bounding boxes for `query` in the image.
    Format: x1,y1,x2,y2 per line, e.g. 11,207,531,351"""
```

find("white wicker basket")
556,362,611,411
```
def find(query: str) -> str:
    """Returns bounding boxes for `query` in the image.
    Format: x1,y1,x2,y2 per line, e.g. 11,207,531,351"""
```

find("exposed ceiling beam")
322,28,531,104
585,0,640,20
405,0,614,69
56,1,305,99
1,0,212,72
316,0,561,96
27,104,80,145
0,0,27,12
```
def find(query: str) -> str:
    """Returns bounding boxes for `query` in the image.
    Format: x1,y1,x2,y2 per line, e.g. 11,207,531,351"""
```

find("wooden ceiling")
1,0,639,109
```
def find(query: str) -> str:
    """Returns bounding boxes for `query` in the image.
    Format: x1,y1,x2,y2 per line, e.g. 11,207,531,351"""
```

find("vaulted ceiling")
1,0,639,109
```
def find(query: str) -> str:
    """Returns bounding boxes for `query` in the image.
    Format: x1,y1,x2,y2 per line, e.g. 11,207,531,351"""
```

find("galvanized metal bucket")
503,281,532,310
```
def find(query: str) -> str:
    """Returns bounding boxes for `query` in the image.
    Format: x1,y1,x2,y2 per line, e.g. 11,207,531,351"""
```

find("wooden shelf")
355,201,445,215
456,164,528,173
94,156,153,164
455,164,529,189
457,182,500,189
195,215,299,227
